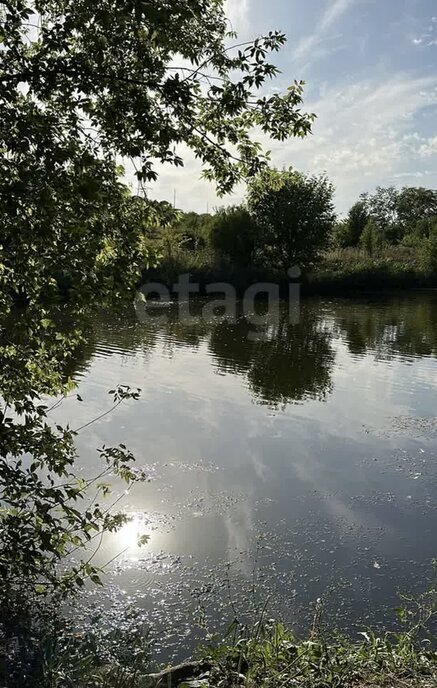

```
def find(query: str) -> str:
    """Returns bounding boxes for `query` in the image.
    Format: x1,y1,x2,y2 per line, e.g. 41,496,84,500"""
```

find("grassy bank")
306,247,435,293
143,246,437,296
170,624,436,688
72,619,436,687
46,583,437,688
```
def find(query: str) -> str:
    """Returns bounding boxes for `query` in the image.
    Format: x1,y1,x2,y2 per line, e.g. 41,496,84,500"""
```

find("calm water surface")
53,293,437,660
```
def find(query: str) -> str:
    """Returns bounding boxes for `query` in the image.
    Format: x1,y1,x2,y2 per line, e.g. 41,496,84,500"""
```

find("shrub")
334,201,369,248
360,219,383,256
420,229,437,274
331,220,351,248
210,206,260,267
176,212,214,251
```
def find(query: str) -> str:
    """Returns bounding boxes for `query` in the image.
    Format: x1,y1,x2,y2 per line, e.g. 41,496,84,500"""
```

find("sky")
144,0,437,215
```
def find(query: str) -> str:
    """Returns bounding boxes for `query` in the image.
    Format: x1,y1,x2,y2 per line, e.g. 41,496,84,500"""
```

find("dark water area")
51,293,437,662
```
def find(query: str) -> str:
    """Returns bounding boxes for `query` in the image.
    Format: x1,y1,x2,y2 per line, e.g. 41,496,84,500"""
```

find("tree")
397,187,437,236
0,3,316,683
210,205,260,266
360,218,382,256
420,222,437,274
176,212,214,251
361,186,400,243
346,201,369,246
332,219,350,249
332,201,368,248
1,0,315,311
247,168,336,270
360,185,437,245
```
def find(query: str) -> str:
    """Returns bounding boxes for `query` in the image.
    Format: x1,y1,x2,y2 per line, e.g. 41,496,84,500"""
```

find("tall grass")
196,622,436,688
323,245,418,266
191,585,437,688
144,244,437,295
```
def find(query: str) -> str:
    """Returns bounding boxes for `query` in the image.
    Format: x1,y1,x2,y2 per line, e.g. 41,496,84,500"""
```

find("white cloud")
226,0,251,33
419,136,437,158
146,72,437,214
412,34,437,47
412,13,437,47
294,0,355,63
261,73,437,211
390,171,437,180
320,0,355,31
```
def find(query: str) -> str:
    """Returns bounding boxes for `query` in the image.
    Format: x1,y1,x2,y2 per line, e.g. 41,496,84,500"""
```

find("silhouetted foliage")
247,168,336,270
210,206,261,266
209,305,334,406
334,201,369,248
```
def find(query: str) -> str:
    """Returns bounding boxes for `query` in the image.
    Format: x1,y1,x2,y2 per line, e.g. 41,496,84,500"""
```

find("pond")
52,292,437,661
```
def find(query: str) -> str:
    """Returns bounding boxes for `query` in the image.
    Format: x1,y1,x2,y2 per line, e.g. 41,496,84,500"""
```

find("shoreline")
141,266,437,298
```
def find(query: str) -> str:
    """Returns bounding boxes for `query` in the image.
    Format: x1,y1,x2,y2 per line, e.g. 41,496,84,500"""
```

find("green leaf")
137,534,150,547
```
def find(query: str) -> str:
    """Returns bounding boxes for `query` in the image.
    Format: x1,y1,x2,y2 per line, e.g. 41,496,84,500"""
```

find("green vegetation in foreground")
0,0,316,685
37,589,437,687
192,621,437,688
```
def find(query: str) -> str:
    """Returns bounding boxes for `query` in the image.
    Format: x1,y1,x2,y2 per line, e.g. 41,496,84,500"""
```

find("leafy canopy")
359,186,437,245
0,3,315,680
1,0,315,309
247,168,336,270
210,205,261,266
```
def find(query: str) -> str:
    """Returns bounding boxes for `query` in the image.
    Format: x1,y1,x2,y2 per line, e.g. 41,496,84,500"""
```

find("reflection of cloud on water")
322,493,389,538
223,499,255,577
291,449,386,537
54,295,437,658
249,449,268,482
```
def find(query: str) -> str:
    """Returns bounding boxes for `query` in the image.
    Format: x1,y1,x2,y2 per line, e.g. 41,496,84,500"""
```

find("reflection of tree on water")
80,301,336,408
65,292,437,408
0,307,98,396
208,303,335,407
333,294,437,361
101,302,212,356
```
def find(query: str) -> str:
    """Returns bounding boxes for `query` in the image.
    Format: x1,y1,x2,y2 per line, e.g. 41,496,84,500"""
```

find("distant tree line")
154,175,437,274
154,168,336,272
333,186,437,256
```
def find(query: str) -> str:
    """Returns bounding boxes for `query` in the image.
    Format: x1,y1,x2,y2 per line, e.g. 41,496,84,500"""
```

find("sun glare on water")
111,514,151,557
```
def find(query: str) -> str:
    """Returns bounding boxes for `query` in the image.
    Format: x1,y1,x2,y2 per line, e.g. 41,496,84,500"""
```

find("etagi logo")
134,267,301,341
